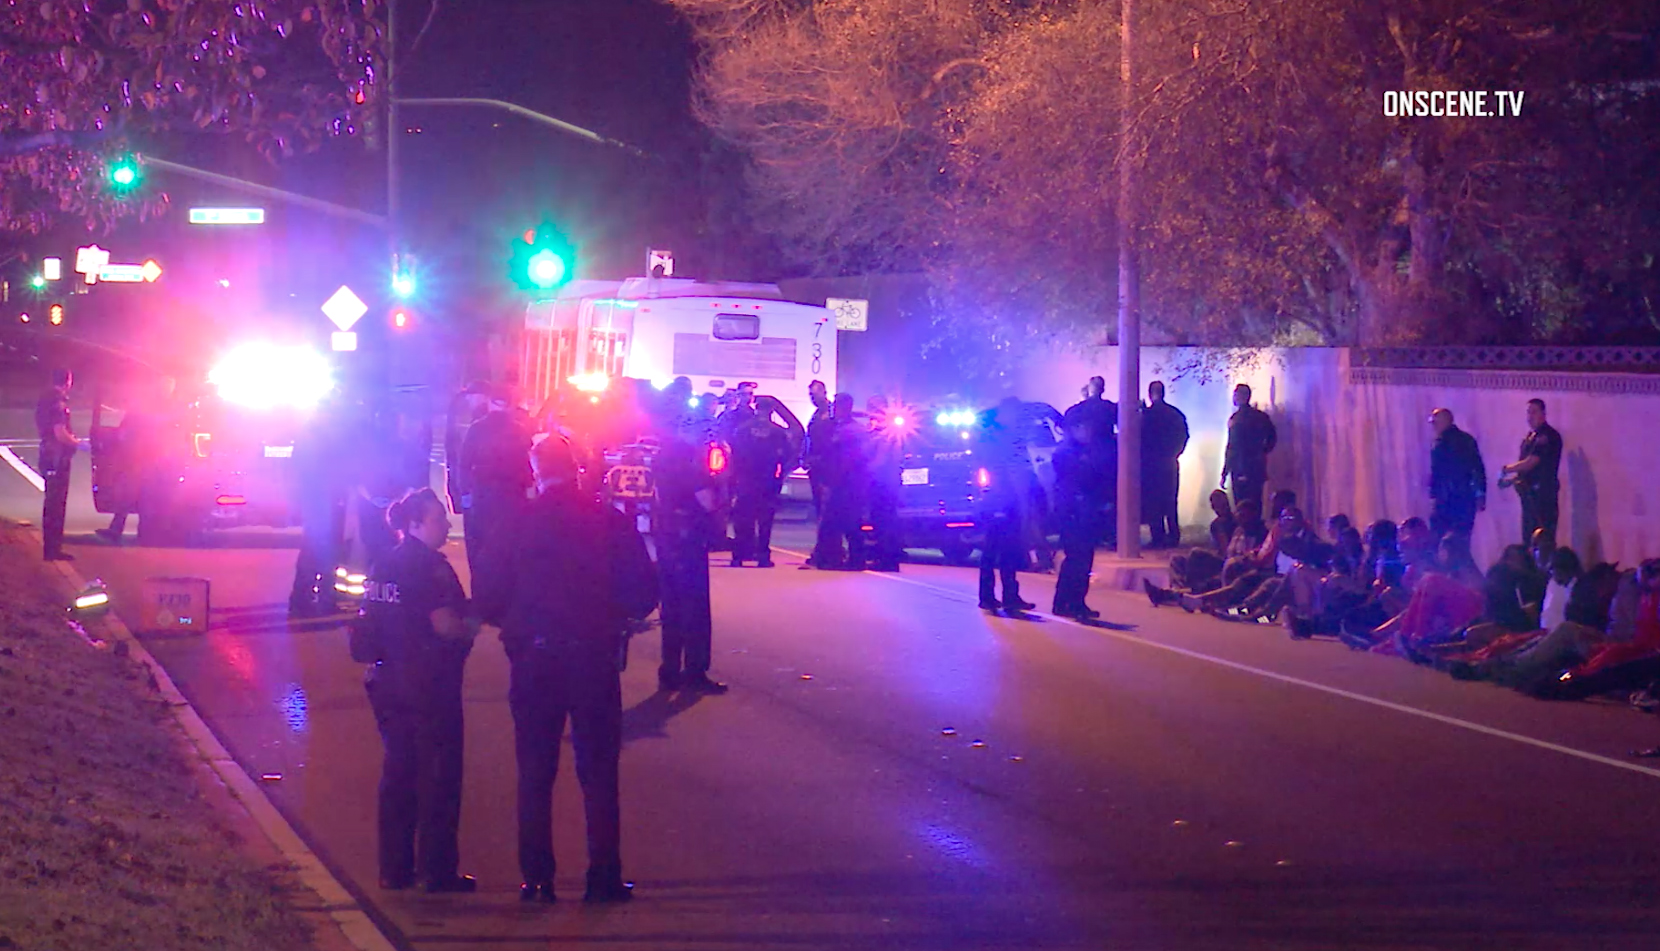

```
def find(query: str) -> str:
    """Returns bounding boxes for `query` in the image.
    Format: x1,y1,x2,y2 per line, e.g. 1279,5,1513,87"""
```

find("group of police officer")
350,377,736,901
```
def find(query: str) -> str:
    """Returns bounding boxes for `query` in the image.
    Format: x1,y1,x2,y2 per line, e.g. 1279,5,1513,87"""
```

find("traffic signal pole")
139,156,388,228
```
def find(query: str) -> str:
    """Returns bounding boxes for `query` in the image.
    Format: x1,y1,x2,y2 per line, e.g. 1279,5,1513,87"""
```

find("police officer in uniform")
354,488,477,894
1500,398,1563,546
652,402,729,695
475,437,658,904
36,368,80,561
290,396,349,616
977,398,1037,613
863,395,904,572
728,397,794,568
458,386,533,570
1051,417,1107,618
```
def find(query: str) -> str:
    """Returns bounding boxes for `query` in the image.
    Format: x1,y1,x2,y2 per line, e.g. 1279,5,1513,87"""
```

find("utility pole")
387,0,401,271
1115,0,1142,560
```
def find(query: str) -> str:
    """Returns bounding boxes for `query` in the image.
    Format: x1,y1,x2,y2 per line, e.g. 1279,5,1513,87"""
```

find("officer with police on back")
352,487,478,894
474,436,658,904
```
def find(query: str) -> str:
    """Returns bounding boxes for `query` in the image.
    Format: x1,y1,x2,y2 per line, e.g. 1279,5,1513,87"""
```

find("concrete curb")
43,546,398,951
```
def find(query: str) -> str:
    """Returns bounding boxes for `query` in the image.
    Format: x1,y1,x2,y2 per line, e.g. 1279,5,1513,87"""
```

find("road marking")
0,446,45,491
773,546,1660,783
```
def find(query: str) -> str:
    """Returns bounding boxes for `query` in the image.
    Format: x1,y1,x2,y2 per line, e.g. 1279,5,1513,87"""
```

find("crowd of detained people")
1143,489,1660,709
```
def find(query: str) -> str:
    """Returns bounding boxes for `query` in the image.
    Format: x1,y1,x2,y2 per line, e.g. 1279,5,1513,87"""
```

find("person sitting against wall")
1207,489,1237,554
1177,507,1324,620
1398,544,1543,664
1446,553,1624,693
1545,559,1660,699
1346,536,1485,654
1147,499,1267,606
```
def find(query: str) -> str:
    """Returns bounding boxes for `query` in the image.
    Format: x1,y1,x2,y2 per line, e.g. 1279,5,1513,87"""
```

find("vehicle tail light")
945,522,975,528
215,494,246,506
707,445,728,474
193,432,212,457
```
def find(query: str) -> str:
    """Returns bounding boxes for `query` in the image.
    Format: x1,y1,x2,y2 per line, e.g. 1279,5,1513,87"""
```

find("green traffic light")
509,221,577,291
108,154,141,191
528,250,567,288
29,275,45,289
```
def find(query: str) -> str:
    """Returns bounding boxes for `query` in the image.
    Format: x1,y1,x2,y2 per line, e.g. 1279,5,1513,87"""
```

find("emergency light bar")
935,410,976,427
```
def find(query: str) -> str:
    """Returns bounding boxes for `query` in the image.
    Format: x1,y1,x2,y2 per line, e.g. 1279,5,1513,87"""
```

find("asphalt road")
4,416,1660,950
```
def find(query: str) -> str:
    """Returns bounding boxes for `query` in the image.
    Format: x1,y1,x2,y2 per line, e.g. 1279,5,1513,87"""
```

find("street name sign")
189,207,266,225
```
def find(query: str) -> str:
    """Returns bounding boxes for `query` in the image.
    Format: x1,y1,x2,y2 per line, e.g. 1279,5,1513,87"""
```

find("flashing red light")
393,309,408,328
891,415,906,427
707,445,728,474
522,228,537,244
976,467,990,488
945,521,975,528
215,495,247,506
354,89,366,105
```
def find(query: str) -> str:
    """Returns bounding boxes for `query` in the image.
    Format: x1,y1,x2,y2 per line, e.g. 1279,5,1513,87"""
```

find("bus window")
712,313,760,341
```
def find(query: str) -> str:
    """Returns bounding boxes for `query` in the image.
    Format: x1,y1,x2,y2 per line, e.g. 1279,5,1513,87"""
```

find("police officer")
290,395,349,616
1052,417,1107,619
474,437,658,904
652,400,729,695
803,379,833,520
863,395,903,572
812,393,867,570
36,368,80,561
458,385,533,570
1500,398,1563,546
354,488,477,894
977,398,1036,613
445,382,489,533
728,397,794,568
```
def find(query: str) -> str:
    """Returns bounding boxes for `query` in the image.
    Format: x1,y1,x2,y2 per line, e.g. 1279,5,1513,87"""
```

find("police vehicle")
89,343,334,546
888,401,1063,564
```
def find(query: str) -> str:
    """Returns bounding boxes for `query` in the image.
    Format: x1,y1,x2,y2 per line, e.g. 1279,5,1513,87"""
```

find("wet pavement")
4,427,1660,950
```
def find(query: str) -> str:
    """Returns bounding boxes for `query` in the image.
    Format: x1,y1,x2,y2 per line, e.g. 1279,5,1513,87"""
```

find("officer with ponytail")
353,487,478,894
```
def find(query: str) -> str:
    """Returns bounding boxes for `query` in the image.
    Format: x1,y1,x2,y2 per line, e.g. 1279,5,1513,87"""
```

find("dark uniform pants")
732,483,780,562
367,660,466,885
291,496,341,608
658,533,713,678
1054,506,1101,613
1144,458,1181,547
813,483,865,569
978,511,1023,604
41,461,70,558
1430,499,1478,574
1520,487,1559,547
509,650,623,884
1230,471,1265,515
867,483,902,570
465,486,519,572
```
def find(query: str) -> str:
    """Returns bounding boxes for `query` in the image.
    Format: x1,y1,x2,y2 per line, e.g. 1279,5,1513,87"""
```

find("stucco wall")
1017,346,1660,568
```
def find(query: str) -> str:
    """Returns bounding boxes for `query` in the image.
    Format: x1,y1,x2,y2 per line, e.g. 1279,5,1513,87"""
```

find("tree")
1,0,384,238
674,0,1660,354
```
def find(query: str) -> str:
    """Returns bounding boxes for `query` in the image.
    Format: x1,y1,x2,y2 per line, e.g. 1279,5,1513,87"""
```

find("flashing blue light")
391,273,416,298
687,397,700,408
935,412,951,426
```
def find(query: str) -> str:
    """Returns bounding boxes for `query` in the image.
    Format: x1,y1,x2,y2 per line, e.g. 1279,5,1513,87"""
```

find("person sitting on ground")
1546,559,1660,698
1283,536,1373,640
1326,513,1353,543
1447,552,1615,692
1362,519,1402,581
1269,489,1297,519
1334,526,1365,575
1174,506,1321,619
1207,489,1236,553
1150,499,1266,605
1398,517,1438,583
1347,536,1484,654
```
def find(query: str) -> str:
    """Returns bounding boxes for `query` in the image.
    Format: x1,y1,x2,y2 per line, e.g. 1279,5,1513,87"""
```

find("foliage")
0,0,384,237
673,0,1660,358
